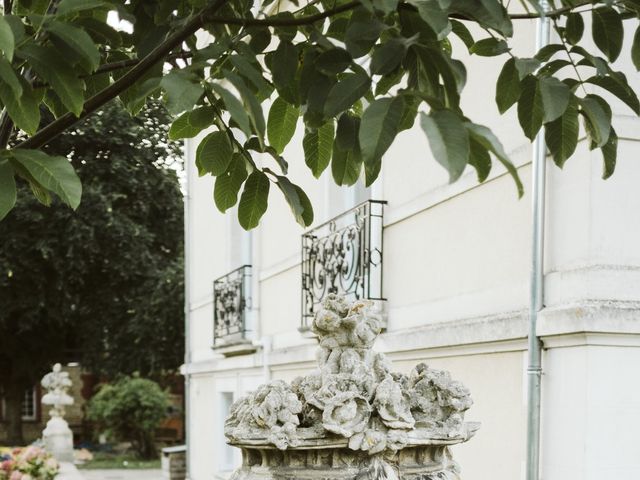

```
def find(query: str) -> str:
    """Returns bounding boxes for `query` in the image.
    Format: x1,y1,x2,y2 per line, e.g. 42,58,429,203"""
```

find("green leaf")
408,0,451,40
0,78,39,135
592,6,623,62
450,19,474,49
0,57,22,97
45,20,100,72
44,90,68,118
271,40,299,104
324,71,371,118
57,0,105,15
169,106,216,140
420,110,469,183
211,83,252,139
535,44,564,62
585,75,640,115
565,12,584,46
514,58,541,80
160,71,203,116
195,131,233,176
601,127,617,179
345,14,384,58
579,95,611,148
470,38,509,57
238,170,270,230
517,75,544,140
0,16,15,61
545,96,579,168
359,96,405,176
372,0,399,14
267,97,299,154
214,154,248,213
230,54,272,100
396,94,417,131
539,76,570,122
316,48,352,76
332,146,363,186
274,175,314,227
468,135,491,182
10,149,82,209
332,114,363,186
370,38,408,75
448,0,512,37
0,161,16,220
632,26,640,71
303,122,334,178
225,72,266,146
496,58,521,114
19,44,84,116
465,122,523,197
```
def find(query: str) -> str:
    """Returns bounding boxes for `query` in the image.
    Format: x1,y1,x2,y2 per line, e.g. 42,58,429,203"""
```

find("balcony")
301,200,386,330
213,265,256,356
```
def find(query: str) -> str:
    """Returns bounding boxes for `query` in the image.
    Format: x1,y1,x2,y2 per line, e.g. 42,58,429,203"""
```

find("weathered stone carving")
225,295,479,479
41,363,75,462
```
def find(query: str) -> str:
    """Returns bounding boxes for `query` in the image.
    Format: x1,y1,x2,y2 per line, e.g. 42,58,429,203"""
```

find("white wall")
183,12,640,480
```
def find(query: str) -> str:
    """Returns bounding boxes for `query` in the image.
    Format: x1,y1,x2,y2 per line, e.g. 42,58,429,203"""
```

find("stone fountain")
41,363,74,462
225,295,479,480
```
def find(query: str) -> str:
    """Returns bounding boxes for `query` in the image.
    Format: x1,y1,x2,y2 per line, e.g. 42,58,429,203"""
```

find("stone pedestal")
224,296,480,480
230,428,478,480
41,363,75,462
42,416,74,463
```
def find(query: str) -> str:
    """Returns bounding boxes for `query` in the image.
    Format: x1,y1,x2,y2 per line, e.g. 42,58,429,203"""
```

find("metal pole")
527,3,550,480
183,140,193,480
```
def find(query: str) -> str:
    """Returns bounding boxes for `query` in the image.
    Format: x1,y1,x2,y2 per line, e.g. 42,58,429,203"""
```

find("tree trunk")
5,382,25,445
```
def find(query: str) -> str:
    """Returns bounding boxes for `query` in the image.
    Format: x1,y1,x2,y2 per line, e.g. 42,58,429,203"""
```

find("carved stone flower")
251,380,302,429
268,423,299,450
322,392,371,438
408,363,472,432
385,429,408,452
348,429,387,454
374,376,415,430
224,396,253,440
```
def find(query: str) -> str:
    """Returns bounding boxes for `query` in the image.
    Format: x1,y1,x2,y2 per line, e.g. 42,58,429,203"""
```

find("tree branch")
204,1,360,27
15,0,226,151
508,0,593,19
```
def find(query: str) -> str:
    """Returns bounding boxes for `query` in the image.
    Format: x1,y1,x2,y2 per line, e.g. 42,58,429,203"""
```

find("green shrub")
87,377,169,459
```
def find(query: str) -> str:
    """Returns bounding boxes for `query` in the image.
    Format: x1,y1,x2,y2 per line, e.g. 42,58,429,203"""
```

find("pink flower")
20,447,38,462
9,471,22,480
1,460,14,472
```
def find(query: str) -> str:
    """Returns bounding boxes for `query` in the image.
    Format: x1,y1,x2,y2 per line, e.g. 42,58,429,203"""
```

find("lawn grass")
76,451,161,470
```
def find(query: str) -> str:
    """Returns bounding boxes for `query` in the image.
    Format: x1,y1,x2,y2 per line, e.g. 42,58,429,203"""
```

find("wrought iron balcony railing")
301,200,386,329
213,265,251,346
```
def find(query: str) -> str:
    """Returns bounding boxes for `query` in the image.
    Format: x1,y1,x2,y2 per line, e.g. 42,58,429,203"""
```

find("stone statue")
225,295,479,479
41,363,74,462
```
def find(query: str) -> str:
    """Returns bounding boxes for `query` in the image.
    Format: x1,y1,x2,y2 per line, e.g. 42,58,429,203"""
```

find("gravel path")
80,469,163,480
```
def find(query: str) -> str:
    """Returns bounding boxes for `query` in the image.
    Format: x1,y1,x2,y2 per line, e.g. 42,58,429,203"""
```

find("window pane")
21,387,36,420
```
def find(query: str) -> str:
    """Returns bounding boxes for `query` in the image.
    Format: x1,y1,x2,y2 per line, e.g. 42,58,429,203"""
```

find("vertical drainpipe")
183,139,193,480
527,3,550,480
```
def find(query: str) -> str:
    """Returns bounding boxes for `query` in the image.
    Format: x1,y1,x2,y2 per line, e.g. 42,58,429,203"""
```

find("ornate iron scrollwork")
213,265,251,345
301,200,386,329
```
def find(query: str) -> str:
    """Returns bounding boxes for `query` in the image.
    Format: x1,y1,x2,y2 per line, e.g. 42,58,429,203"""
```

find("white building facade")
182,19,640,480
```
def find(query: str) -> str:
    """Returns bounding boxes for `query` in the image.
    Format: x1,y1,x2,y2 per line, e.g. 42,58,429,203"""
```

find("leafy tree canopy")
0,100,184,442
0,0,637,228
87,376,170,459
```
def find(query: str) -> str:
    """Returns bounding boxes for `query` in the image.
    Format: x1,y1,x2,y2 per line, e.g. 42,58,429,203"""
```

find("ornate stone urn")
41,363,75,462
225,296,479,480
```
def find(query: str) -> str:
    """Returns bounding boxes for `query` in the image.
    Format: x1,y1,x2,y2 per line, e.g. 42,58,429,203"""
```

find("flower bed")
0,446,59,480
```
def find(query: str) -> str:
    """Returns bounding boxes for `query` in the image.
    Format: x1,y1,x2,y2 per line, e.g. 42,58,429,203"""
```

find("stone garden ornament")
41,363,74,462
225,295,479,479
